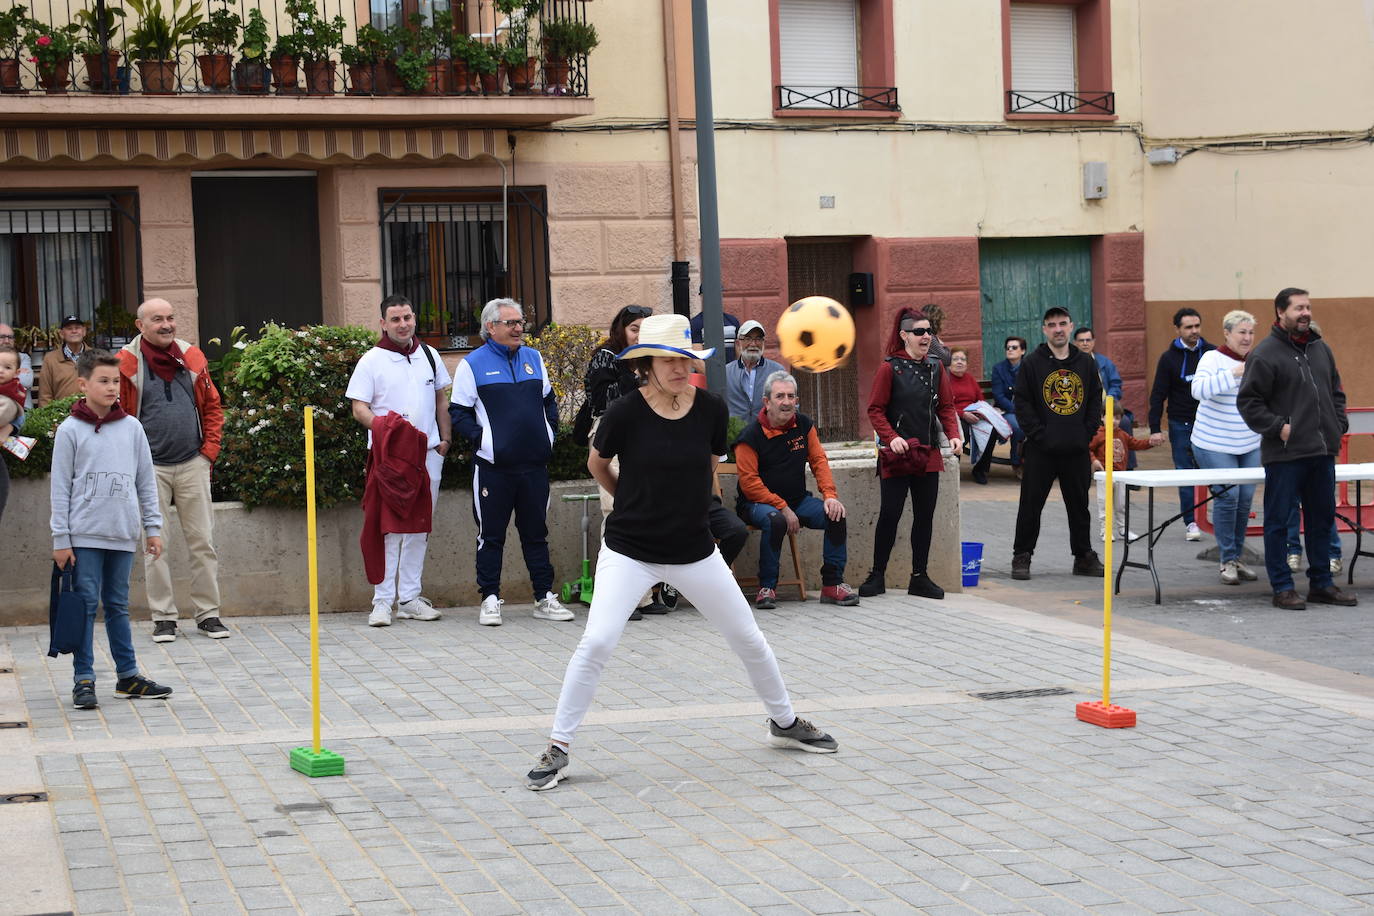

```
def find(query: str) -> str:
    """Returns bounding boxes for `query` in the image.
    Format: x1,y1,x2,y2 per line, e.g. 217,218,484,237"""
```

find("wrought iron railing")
1006,89,1114,115
0,0,591,98
776,84,899,112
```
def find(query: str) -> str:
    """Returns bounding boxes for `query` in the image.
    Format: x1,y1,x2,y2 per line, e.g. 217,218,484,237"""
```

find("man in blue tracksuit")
1148,308,1215,539
450,298,574,627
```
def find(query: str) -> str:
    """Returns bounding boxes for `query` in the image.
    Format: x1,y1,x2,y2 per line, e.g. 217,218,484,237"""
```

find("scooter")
559,493,599,605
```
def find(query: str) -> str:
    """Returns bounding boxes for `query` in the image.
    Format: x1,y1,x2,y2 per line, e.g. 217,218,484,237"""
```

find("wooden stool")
715,462,807,601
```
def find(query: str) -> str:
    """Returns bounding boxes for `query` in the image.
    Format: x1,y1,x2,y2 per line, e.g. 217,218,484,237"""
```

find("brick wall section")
547,163,699,328
1092,232,1146,413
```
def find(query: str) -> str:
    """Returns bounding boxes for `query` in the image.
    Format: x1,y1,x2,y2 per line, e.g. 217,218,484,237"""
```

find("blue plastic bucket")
961,541,984,587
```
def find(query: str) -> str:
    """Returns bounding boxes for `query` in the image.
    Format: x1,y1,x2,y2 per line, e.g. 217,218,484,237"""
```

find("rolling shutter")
778,0,858,104
1010,3,1076,94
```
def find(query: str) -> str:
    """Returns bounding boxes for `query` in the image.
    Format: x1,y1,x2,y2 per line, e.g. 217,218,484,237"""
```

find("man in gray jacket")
1236,287,1355,610
724,320,785,422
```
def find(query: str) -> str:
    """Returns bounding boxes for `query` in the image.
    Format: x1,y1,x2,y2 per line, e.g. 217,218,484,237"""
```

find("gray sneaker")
767,716,838,754
526,744,569,791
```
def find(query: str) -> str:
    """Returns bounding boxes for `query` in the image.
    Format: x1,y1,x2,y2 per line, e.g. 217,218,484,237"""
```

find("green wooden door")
978,237,1092,374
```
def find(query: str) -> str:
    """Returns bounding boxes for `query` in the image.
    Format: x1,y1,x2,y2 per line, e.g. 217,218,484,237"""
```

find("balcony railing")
1006,89,1114,116
776,84,899,112
0,0,591,98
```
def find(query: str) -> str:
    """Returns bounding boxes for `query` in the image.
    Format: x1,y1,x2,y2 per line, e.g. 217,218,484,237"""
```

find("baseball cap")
738,319,765,338
60,314,86,326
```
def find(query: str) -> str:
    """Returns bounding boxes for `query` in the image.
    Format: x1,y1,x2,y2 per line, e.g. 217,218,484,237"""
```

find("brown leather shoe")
1308,585,1358,607
1271,589,1306,610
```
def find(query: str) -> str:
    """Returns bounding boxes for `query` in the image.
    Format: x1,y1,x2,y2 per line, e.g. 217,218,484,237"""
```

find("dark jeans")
1262,456,1336,594
872,472,940,576
71,547,139,686
1013,443,1093,558
745,495,847,588
1168,418,1198,524
472,460,554,599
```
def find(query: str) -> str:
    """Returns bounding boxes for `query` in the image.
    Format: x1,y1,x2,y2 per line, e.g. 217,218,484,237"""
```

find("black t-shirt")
594,389,727,564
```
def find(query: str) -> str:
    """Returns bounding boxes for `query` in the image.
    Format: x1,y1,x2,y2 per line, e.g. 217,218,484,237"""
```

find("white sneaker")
1219,560,1240,586
534,592,575,622
1331,557,1343,575
479,595,503,626
1287,552,1302,572
1185,522,1202,541
1235,561,1259,581
368,604,392,627
396,596,442,621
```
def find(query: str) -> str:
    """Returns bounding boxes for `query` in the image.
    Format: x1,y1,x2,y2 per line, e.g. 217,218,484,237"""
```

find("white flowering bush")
2,395,79,480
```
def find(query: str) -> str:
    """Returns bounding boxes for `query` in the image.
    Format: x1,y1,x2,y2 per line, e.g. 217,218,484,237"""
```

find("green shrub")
3,395,79,480
523,322,601,425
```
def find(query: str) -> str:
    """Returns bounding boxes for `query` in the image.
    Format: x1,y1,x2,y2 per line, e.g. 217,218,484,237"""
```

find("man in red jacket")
119,298,228,643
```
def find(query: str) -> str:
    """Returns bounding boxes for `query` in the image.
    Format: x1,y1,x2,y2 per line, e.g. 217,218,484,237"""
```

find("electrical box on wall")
848,272,874,306
1083,162,1108,199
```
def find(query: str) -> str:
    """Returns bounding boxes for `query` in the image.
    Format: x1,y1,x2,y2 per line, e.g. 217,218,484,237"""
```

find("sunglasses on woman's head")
623,306,652,319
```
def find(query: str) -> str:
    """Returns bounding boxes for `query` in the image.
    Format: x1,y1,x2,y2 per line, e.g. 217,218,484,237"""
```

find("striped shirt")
1190,349,1260,455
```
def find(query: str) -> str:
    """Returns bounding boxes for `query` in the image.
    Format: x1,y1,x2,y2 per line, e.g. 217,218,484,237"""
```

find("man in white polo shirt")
347,294,453,627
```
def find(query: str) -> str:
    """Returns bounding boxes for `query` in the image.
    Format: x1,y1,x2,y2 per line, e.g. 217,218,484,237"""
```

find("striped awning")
0,126,500,165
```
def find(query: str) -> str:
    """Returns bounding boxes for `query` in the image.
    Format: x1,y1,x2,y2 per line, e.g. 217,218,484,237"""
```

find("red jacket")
361,413,433,585
118,336,224,462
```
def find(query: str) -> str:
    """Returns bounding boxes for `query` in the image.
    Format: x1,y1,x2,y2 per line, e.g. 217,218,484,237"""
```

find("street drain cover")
2,792,49,804
970,687,1074,701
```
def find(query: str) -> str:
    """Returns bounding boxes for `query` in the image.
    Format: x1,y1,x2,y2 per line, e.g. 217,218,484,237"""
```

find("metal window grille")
776,86,899,111
1006,90,1114,115
378,187,549,349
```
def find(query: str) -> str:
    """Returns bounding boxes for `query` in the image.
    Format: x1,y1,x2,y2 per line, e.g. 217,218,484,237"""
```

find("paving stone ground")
4,564,1374,915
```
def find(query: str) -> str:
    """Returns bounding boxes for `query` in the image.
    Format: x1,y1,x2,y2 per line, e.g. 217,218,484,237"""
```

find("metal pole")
690,0,726,393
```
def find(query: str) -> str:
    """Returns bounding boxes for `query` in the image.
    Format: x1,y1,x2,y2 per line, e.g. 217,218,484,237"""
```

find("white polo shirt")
346,344,452,448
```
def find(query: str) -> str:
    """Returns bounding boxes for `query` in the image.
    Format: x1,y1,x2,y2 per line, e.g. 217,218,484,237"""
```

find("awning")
0,126,500,165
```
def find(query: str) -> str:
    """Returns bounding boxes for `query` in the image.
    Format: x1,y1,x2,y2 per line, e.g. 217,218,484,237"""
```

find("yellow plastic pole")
1102,395,1114,707
305,406,320,754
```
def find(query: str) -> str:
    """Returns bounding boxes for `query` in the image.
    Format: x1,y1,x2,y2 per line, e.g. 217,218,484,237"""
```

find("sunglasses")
623,306,652,319
901,326,934,336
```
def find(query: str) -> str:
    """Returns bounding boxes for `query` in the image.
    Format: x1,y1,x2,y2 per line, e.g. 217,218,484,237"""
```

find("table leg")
1115,485,1130,595
1146,489,1161,604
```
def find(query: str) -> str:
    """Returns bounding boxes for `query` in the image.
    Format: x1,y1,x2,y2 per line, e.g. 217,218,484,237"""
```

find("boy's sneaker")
755,587,777,610
819,583,860,606
396,596,442,621
767,716,838,753
1331,557,1344,575
152,621,178,643
197,617,231,638
1185,522,1202,541
525,744,569,791
1235,561,1259,581
114,675,173,699
1287,552,1302,572
534,592,575,621
479,595,503,626
368,604,392,627
72,680,98,710
1219,560,1240,586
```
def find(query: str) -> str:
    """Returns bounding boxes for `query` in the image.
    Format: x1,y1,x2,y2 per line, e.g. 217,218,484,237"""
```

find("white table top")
1094,464,1374,487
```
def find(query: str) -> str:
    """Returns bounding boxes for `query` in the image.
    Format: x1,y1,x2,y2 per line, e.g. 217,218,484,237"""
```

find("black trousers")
872,472,940,576
1013,443,1093,558
709,496,749,566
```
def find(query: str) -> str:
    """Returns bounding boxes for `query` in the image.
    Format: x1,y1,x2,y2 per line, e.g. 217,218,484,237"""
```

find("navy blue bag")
47,562,85,658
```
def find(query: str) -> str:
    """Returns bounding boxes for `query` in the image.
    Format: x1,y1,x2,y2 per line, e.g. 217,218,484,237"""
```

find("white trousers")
550,544,796,746
373,448,444,608
1095,478,1128,533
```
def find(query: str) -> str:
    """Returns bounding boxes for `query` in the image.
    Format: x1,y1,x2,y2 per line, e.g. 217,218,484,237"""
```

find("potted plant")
234,7,268,92
0,5,28,93
340,23,386,95
73,4,125,92
428,8,453,93
391,14,438,95
24,20,81,93
285,0,345,95
269,32,299,93
466,38,499,95
540,17,596,94
449,33,479,95
495,0,539,92
190,0,237,90
126,0,203,94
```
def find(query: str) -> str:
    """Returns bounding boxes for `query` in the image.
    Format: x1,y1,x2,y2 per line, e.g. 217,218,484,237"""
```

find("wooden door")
978,236,1092,370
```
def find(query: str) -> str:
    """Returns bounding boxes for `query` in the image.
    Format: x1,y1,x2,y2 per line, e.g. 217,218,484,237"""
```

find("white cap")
738,319,765,338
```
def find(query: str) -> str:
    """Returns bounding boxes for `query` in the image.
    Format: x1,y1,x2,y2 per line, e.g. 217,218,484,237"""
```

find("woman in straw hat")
526,313,838,790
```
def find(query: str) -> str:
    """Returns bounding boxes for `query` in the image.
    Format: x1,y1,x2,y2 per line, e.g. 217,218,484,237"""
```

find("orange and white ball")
776,296,856,373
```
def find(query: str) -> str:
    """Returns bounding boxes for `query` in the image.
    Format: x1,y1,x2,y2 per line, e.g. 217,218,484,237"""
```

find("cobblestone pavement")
4,574,1374,913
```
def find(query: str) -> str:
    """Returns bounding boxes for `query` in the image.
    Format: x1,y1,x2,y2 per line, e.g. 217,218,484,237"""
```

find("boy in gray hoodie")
51,349,173,709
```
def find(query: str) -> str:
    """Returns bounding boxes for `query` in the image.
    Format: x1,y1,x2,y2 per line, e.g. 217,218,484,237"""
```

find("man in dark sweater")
735,371,858,609
1147,308,1216,540
1010,308,1105,581
1236,287,1355,610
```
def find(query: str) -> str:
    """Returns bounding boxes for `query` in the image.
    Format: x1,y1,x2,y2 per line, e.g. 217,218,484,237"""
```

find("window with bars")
378,187,550,349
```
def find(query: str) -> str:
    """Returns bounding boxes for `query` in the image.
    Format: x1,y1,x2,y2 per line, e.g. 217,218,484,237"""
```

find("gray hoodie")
50,409,163,552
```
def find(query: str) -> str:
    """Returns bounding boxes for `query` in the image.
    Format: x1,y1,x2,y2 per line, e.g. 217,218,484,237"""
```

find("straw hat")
616,313,715,360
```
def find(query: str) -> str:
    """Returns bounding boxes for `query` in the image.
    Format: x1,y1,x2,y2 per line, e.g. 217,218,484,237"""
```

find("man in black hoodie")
1236,287,1355,610
1010,307,1105,580
1147,308,1216,541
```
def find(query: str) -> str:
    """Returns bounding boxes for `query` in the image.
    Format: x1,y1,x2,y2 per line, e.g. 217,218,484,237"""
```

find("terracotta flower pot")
270,54,298,93
234,58,268,93
137,58,177,95
449,59,479,95
83,50,121,91
37,58,71,94
346,62,376,95
0,57,22,93
423,60,447,95
381,59,404,95
543,55,569,93
507,56,537,93
196,53,232,90
478,68,501,95
303,59,335,95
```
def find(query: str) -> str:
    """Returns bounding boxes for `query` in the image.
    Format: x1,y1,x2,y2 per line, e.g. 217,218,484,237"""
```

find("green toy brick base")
290,746,346,777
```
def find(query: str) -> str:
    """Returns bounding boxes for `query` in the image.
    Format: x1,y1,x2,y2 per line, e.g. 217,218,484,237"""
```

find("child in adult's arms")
50,350,173,709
